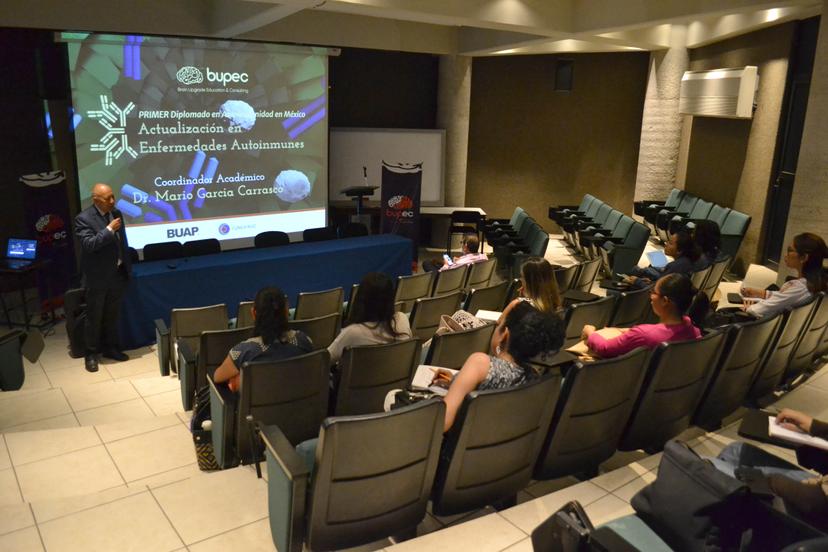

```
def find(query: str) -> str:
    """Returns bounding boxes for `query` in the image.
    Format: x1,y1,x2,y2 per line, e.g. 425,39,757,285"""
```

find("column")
436,54,472,207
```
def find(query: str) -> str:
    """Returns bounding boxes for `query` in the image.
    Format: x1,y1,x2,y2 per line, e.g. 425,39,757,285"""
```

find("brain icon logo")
176,66,204,85
36,214,64,233
388,195,413,210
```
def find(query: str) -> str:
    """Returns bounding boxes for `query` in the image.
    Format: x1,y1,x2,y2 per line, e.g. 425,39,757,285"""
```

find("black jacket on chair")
74,205,132,288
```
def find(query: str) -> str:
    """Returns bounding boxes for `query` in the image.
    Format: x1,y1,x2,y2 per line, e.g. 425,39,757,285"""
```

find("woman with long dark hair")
214,286,313,391
626,230,703,287
582,273,708,359
742,233,828,318
328,272,412,364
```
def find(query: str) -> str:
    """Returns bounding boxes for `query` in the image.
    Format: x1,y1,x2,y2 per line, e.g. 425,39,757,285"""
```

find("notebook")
3,238,37,269
411,365,458,396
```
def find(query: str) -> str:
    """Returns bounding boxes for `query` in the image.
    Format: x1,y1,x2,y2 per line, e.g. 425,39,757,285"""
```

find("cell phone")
443,254,454,266
727,292,744,304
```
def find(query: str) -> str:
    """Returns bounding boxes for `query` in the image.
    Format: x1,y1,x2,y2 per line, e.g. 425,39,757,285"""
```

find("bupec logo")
35,214,68,245
176,66,249,86
385,195,415,219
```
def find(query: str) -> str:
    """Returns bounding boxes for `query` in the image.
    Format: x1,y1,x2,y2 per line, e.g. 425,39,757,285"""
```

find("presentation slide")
64,33,328,250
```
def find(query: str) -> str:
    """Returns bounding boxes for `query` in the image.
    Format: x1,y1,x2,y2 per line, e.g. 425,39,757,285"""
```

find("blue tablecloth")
118,234,413,349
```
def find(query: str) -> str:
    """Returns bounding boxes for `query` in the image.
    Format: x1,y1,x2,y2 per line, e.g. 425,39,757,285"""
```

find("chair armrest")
154,319,170,377
177,340,197,411
259,423,310,552
208,375,239,469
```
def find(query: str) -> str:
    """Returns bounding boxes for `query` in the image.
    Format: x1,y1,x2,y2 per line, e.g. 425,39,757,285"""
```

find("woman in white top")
742,233,828,318
327,272,413,364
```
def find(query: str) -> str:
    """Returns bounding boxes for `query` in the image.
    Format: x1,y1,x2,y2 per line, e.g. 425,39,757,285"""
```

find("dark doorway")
763,16,820,267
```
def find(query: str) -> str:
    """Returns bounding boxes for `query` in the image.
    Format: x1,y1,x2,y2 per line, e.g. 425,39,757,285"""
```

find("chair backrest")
664,188,684,208
572,258,602,293
465,258,497,289
506,278,522,305
127,246,139,264
610,216,635,240
395,272,434,313
409,292,463,341
288,313,341,350
424,323,496,369
343,283,360,324
182,238,220,257
689,265,712,290
512,209,531,233
578,195,595,212
171,304,228,372
254,231,290,248
236,301,254,328
601,210,623,233
784,293,828,386
675,193,699,214
622,222,651,248
341,222,369,238
553,264,579,293
706,204,731,228
700,255,732,300
528,224,550,257
432,265,470,297
305,400,445,551
143,241,183,262
534,347,651,479
720,210,751,259
583,199,603,219
693,314,783,429
749,296,818,400
464,281,510,314
295,287,344,320
238,349,330,460
431,374,562,516
592,203,613,227
608,284,654,328
609,223,651,277
182,327,254,411
620,330,726,451
335,338,422,415
562,295,616,347
508,207,526,227
687,199,713,220
450,210,482,226
303,226,337,242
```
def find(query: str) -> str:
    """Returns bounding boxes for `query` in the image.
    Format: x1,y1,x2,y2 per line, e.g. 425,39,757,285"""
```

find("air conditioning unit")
679,66,759,119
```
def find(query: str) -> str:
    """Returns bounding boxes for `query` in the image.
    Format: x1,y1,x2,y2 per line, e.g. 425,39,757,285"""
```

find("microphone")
362,166,368,186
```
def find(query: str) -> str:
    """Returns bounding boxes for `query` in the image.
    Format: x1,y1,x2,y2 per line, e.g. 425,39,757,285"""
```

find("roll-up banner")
380,161,421,261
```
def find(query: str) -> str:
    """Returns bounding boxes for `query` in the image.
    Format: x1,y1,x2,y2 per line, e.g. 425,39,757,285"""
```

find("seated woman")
693,219,724,266
582,273,707,359
214,286,313,391
710,408,828,531
741,232,827,319
626,230,703,287
501,258,563,321
328,272,413,364
438,301,564,431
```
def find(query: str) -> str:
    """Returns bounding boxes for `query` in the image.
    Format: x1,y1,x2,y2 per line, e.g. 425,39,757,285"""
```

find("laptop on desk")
2,238,38,269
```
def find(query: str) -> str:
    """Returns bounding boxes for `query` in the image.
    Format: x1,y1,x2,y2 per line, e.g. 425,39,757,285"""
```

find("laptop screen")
7,238,37,260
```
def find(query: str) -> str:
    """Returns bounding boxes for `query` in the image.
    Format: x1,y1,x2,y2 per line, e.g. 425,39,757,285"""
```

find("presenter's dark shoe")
84,355,99,373
103,350,130,362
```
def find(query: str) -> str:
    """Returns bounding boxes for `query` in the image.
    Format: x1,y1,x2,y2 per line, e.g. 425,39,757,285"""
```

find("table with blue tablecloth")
118,234,413,350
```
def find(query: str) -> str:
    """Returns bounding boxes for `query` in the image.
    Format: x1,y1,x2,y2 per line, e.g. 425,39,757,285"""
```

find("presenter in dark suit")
74,183,132,372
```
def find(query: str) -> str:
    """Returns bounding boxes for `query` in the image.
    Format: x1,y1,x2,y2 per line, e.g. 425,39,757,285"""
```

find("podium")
342,186,378,234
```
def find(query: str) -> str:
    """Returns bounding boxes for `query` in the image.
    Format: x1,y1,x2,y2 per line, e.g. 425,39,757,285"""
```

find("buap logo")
176,66,204,85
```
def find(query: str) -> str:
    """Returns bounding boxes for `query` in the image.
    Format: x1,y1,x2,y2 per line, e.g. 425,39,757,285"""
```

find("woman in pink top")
582,273,708,358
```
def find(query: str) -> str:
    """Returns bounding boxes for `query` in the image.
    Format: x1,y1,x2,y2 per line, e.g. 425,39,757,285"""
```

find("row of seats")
549,196,652,278
483,208,550,277
136,224,370,262
634,187,752,257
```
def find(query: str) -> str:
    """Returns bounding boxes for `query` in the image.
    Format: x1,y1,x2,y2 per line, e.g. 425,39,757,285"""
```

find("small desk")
0,260,54,330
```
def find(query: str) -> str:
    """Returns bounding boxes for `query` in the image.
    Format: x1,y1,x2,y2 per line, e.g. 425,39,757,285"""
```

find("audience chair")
463,281,510,314
619,329,726,452
552,264,579,293
704,204,732,230
601,223,651,278
343,283,360,324
409,291,463,341
570,258,601,294
665,199,713,240
447,211,482,255
654,194,699,242
143,241,183,262
720,210,752,260
583,215,634,260
783,292,828,386
534,347,651,479
576,210,622,255
157,304,228,375
748,297,818,402
505,278,522,305
693,314,783,430
485,207,528,243
608,284,653,328
464,258,497,290
511,225,550,278
635,188,683,220
431,265,469,297
182,238,220,257
289,313,341,350
0,330,26,391
394,272,434,313
700,255,732,300
424,323,496,369
208,349,330,468
259,400,444,552
565,204,613,247
341,222,368,238
333,339,421,415
254,231,290,248
303,226,337,242
236,301,254,329
689,265,713,291
64,287,86,358
562,295,616,348
178,327,253,411
550,196,593,224
295,287,344,320
431,374,561,516
127,246,139,264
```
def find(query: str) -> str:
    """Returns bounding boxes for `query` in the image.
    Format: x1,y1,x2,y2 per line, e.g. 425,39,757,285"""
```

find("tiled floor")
0,234,825,550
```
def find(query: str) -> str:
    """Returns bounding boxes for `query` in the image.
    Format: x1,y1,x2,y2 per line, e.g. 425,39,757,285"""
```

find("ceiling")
1,0,822,55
